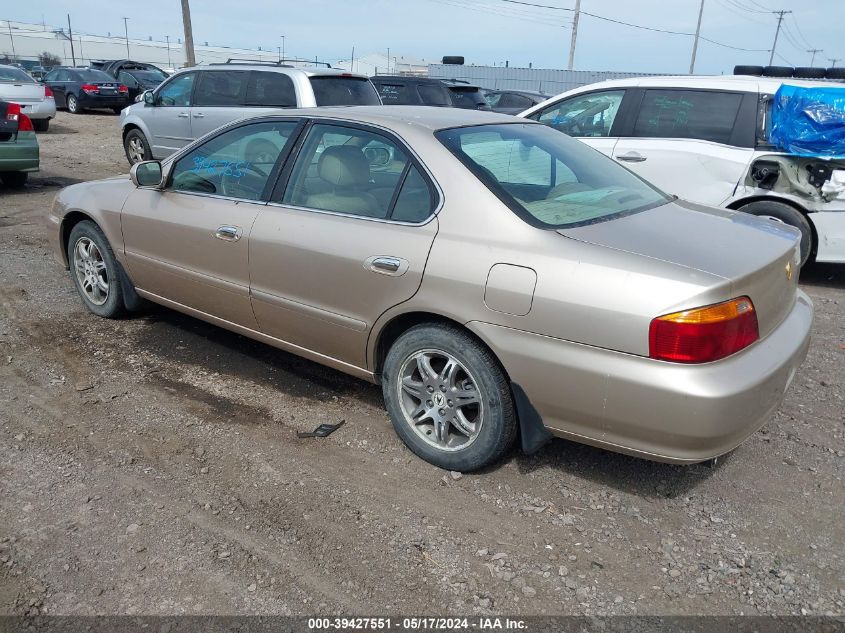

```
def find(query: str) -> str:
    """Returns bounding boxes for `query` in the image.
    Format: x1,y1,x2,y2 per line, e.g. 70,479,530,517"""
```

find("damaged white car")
520,75,845,266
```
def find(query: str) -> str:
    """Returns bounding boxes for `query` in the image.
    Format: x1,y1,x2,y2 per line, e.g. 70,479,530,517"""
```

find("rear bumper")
0,132,40,172
469,290,813,463
78,94,130,109
20,99,56,120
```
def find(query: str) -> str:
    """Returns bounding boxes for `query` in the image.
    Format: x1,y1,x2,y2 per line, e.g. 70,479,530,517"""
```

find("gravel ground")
0,111,843,617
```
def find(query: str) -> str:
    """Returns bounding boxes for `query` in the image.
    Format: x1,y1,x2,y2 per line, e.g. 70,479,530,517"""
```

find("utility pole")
351,46,355,73
689,0,705,74
567,0,581,71
180,0,196,67
806,48,822,66
122,17,130,58
166,35,172,68
66,15,76,66
768,10,792,66
830,58,842,68
277,46,281,62
6,21,17,61
281,35,285,61
387,47,390,73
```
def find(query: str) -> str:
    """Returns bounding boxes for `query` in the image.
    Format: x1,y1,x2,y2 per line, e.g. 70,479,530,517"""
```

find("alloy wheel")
73,237,109,305
396,349,484,452
127,137,145,163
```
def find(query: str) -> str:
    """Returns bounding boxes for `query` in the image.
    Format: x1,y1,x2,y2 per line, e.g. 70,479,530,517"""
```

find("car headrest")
318,145,370,187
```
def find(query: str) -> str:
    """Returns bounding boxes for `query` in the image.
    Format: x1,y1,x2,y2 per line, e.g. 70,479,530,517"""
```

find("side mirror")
143,90,155,105
130,161,163,188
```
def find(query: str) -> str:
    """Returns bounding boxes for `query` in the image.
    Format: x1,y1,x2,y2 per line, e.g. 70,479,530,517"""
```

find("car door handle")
365,256,408,276
192,112,204,118
215,225,242,242
616,151,647,163
177,112,190,118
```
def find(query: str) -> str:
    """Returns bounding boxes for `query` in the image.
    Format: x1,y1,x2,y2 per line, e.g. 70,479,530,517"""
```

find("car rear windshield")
130,69,168,82
309,76,381,106
436,123,670,228
0,67,34,83
448,86,488,109
74,69,115,83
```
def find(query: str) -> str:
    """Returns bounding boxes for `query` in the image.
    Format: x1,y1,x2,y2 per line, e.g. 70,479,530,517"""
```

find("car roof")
553,74,836,94
244,105,531,132
196,64,369,79
371,75,446,84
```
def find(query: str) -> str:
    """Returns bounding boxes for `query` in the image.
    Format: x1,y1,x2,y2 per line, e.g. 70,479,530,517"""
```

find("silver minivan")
120,62,380,165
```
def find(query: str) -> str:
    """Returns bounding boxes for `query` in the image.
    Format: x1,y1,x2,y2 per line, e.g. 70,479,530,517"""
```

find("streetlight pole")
123,17,130,58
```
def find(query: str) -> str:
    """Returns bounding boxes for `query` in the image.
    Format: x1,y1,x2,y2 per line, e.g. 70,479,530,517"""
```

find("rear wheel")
66,94,82,114
112,107,124,114
124,129,152,165
0,172,28,188
67,220,126,318
738,200,813,267
32,118,50,132
382,324,517,472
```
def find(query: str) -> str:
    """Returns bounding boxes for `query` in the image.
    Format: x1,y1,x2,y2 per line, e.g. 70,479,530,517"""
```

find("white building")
334,52,429,77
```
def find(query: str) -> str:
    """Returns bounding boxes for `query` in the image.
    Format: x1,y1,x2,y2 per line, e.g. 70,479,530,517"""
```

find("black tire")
67,220,126,318
793,67,826,79
112,107,124,114
382,323,517,472
826,67,845,81
123,128,152,165
738,200,813,267
762,66,794,78
734,65,764,76
32,118,50,132
66,94,82,113
0,172,28,188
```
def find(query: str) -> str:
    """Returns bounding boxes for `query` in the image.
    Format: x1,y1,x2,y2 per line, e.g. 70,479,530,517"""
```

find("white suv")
120,62,380,165
520,75,845,266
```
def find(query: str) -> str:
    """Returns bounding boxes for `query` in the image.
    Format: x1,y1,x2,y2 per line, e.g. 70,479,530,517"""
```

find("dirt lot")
0,111,843,617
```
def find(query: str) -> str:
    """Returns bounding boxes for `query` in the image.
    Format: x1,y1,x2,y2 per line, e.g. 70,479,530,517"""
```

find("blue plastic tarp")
769,84,845,159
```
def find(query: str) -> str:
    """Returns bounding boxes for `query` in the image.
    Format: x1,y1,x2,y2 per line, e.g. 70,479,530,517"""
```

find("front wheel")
738,200,813,267
66,94,82,114
382,324,517,472
67,221,126,318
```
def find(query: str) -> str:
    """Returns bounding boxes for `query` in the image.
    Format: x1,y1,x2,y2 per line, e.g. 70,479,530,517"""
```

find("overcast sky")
8,0,843,74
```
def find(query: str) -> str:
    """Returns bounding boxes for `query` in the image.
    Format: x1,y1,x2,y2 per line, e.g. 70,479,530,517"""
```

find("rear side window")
632,89,743,145
392,166,435,222
309,77,381,106
448,87,487,109
374,82,414,105
498,93,533,109
246,71,296,107
194,71,247,107
417,84,450,106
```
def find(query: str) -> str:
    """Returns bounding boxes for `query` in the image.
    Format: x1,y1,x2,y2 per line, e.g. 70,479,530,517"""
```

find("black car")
42,67,131,114
114,65,169,102
483,89,549,114
371,76,490,110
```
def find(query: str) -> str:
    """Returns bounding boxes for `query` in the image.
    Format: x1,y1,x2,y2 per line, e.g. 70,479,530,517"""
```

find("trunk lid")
0,80,45,104
558,200,801,338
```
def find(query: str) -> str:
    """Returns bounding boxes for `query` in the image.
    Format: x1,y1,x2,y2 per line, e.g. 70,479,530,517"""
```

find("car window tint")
391,165,434,222
535,90,625,137
43,70,60,82
282,123,410,219
169,121,298,200
632,89,743,144
194,71,247,107
245,71,296,107
375,82,412,104
417,84,450,106
157,73,195,106
117,71,136,87
437,123,669,228
309,77,381,106
499,93,532,109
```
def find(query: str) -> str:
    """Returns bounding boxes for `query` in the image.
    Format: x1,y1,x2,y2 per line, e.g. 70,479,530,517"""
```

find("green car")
0,101,39,187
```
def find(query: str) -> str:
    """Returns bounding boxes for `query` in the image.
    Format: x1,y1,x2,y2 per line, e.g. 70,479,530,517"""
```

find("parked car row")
0,99,40,187
0,64,56,131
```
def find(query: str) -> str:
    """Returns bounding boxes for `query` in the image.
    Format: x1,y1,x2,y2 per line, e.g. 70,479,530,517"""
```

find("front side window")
157,73,195,106
309,77,381,106
169,121,299,200
194,71,247,107
117,71,137,87
246,72,297,107
632,89,743,145
283,123,432,221
437,123,669,228
533,90,625,137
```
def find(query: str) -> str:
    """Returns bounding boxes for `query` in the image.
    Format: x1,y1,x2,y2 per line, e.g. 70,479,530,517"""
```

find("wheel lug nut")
439,385,446,392
426,400,433,407
426,386,434,393
438,409,445,416
447,400,453,406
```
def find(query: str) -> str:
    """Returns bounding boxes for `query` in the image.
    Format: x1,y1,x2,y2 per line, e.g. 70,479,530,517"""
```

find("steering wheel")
220,163,268,199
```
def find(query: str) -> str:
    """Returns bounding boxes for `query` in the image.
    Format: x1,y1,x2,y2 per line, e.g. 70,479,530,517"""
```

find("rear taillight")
5,102,21,121
18,113,34,132
649,297,759,363
118,84,129,94
44,85,54,98
81,84,99,94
